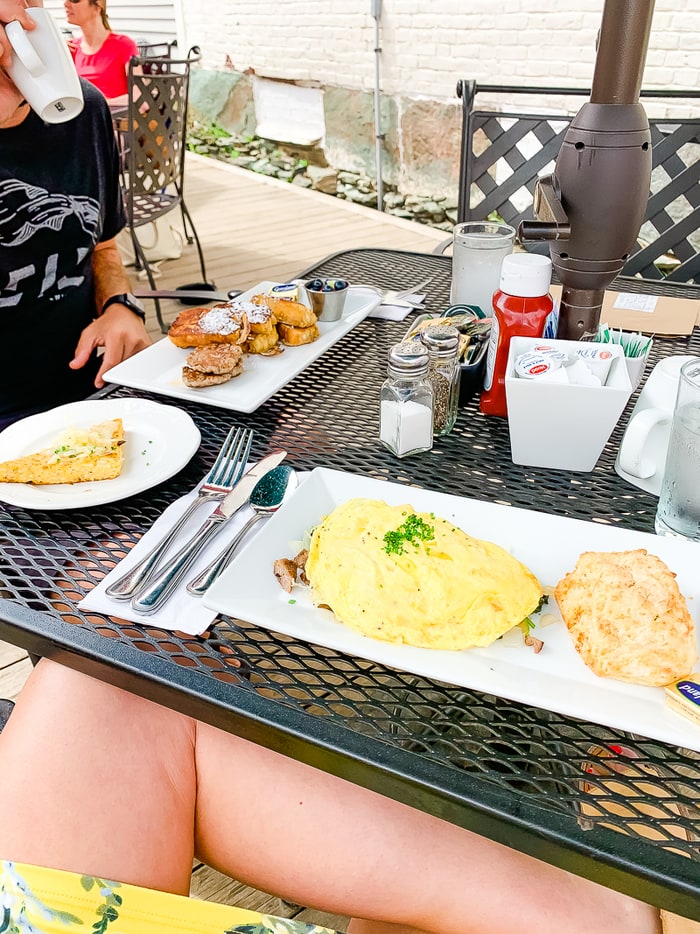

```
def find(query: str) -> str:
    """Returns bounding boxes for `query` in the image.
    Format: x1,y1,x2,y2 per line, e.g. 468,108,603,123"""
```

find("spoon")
186,464,298,595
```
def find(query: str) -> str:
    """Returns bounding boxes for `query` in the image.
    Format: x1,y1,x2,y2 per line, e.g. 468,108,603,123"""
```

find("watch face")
126,293,145,313
104,293,145,318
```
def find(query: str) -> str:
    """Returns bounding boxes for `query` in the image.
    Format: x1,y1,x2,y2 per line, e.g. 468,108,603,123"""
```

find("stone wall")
184,0,700,204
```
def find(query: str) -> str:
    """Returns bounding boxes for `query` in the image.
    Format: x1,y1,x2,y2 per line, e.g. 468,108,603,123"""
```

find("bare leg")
0,661,660,934
0,659,197,894
193,720,659,934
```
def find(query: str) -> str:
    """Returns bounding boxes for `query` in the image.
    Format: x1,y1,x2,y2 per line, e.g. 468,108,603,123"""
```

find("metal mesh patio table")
1,248,699,918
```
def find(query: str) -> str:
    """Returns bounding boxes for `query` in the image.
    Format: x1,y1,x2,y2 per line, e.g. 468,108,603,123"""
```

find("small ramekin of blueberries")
303,277,349,322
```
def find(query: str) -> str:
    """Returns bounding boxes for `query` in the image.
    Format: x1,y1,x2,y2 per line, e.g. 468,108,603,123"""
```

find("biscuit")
277,322,320,346
555,549,698,686
252,294,317,329
168,304,250,348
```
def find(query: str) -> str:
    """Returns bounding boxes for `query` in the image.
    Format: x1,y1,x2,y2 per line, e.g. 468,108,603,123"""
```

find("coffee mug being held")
5,6,83,123
0,0,34,64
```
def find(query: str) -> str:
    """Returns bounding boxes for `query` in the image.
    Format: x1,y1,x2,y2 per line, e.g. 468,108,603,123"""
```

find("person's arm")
69,237,151,388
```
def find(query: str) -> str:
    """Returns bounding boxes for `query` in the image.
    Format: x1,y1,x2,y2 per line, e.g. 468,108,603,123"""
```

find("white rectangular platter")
204,467,700,753
103,282,380,413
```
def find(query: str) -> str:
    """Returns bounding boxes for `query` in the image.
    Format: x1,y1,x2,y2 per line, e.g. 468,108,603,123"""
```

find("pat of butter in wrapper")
268,282,299,301
665,674,700,729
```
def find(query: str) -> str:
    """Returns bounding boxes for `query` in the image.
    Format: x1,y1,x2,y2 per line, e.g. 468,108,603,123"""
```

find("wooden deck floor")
140,153,445,338
0,155,447,930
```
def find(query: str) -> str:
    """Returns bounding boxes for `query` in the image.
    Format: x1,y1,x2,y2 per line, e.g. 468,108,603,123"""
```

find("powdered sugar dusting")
233,300,272,324
199,306,242,335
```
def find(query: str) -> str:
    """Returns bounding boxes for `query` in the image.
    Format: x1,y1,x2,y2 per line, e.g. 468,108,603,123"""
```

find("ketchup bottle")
480,253,554,418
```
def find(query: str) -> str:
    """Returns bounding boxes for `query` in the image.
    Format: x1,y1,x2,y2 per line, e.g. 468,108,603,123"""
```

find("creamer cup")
515,352,563,380
530,344,568,364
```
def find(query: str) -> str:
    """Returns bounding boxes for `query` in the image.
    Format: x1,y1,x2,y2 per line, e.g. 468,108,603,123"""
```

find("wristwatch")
101,292,146,322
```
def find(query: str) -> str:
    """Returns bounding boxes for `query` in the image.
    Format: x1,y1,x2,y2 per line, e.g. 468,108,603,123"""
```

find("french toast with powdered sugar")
168,303,251,349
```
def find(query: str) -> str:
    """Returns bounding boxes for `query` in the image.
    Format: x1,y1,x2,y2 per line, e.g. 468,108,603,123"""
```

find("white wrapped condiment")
571,347,614,385
565,359,601,386
515,351,564,380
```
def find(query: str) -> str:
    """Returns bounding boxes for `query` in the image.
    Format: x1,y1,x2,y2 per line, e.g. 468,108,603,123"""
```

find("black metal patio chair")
136,38,179,75
447,79,700,285
121,46,210,332
0,697,14,732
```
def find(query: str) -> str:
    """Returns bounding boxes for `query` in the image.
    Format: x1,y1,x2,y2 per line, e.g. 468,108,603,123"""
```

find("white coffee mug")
615,354,698,495
5,8,83,124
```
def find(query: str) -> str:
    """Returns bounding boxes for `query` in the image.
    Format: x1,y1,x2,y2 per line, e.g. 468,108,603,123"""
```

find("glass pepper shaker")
420,325,461,436
379,343,434,458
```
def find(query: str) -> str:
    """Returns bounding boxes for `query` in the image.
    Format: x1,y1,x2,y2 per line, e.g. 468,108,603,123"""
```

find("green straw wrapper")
595,323,653,359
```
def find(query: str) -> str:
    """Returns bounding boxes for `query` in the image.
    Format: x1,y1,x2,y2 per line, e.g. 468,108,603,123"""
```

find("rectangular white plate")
103,282,380,413
204,468,700,752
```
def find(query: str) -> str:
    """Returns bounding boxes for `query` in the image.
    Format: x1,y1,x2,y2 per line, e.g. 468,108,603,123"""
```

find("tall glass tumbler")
655,358,700,541
450,221,516,317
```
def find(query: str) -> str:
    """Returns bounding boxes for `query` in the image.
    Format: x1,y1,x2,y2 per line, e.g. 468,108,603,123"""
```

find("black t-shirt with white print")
0,80,126,427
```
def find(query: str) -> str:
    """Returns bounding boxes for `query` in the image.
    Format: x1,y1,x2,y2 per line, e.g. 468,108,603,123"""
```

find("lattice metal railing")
457,80,700,285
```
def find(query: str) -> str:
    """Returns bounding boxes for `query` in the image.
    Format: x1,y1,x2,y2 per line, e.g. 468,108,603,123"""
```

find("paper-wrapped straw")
596,323,653,359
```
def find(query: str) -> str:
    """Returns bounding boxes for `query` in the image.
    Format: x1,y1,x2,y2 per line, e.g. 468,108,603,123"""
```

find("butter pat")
665,674,700,728
268,282,299,301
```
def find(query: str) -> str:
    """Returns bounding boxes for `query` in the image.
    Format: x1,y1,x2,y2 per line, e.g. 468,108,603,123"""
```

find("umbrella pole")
372,0,384,212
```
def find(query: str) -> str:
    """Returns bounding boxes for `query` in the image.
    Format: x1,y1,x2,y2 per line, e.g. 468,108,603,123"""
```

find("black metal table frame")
1,249,699,919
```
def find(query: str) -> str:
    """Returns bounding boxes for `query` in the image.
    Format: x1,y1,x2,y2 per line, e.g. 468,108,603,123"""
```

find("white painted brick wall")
182,0,699,108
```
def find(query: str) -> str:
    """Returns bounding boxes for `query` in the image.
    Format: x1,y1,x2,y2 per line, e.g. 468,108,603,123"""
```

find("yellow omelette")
306,498,542,651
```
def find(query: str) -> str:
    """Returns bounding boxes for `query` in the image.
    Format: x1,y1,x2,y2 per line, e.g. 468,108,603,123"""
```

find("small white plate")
204,467,700,752
103,282,381,413
0,398,200,510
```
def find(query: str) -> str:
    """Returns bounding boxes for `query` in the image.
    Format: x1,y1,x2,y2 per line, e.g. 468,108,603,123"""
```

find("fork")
389,277,433,301
353,277,433,307
105,426,254,600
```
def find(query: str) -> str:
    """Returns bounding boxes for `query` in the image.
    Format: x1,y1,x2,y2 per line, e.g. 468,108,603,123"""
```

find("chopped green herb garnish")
382,513,435,556
288,598,297,605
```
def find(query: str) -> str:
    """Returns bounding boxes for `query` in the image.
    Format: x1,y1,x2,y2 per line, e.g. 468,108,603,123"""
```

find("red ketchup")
480,253,554,418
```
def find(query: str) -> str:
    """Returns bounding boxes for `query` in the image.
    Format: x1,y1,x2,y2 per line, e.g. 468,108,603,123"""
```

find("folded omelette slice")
306,498,542,651
0,419,125,485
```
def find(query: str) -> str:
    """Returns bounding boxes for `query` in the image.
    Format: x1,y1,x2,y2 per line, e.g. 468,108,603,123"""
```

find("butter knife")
129,450,286,615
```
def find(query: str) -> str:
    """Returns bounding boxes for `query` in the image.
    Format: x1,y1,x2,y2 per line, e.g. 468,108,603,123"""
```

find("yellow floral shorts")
0,860,337,934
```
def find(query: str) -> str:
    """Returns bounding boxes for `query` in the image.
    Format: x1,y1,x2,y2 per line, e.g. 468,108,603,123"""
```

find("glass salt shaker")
379,343,434,458
420,325,461,436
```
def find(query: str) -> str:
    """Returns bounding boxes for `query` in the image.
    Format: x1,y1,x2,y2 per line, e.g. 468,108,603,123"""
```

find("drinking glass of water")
655,357,700,541
450,221,516,317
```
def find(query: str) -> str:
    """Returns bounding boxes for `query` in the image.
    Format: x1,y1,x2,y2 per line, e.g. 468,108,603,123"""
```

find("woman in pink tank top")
65,0,138,100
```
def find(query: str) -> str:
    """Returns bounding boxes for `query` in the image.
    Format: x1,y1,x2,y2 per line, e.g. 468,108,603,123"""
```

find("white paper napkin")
368,295,426,321
79,491,260,636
